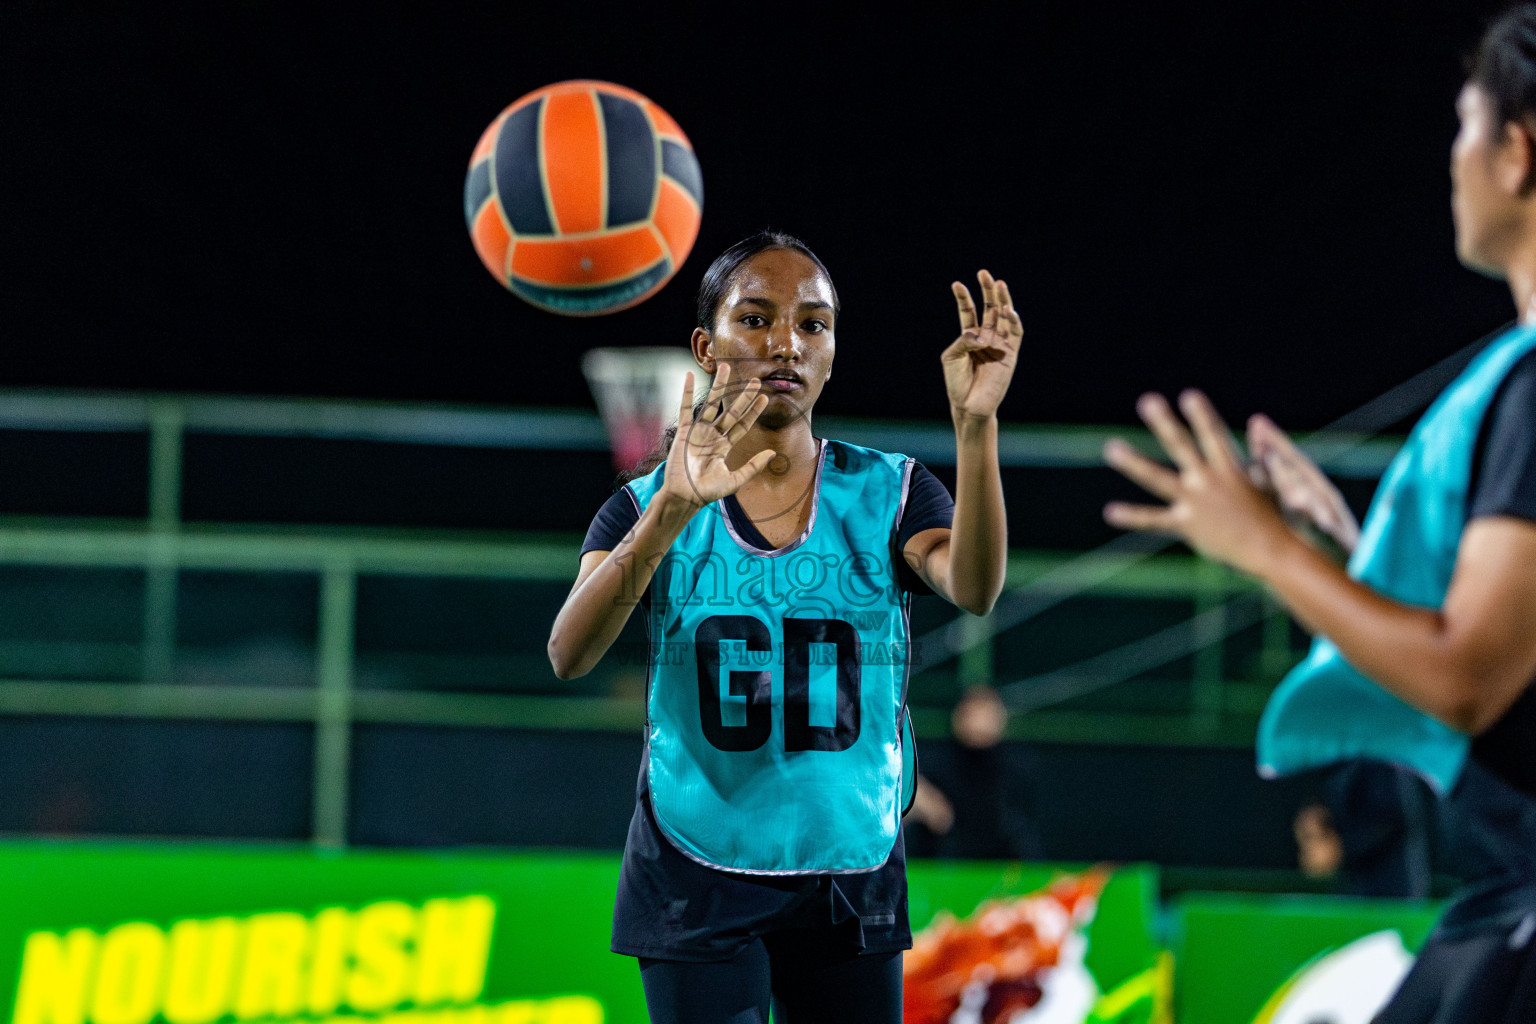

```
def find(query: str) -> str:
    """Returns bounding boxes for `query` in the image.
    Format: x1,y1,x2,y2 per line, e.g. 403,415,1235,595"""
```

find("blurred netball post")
581,347,704,474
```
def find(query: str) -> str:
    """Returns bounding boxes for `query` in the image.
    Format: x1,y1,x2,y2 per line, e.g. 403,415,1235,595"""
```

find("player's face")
1451,83,1520,277
701,248,836,429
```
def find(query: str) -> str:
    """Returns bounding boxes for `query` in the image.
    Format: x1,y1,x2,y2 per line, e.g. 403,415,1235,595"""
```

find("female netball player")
547,230,1019,1023
1104,8,1536,1019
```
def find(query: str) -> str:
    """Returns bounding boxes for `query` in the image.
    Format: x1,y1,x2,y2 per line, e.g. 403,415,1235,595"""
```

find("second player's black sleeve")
580,488,641,557
1467,349,1536,795
1469,348,1536,524
895,463,957,594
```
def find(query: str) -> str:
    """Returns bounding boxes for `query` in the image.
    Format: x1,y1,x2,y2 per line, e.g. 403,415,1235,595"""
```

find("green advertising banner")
0,844,636,1024
0,843,1162,1024
1172,893,1443,1024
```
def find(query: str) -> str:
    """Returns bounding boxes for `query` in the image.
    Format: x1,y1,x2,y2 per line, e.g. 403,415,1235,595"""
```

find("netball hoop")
581,347,705,473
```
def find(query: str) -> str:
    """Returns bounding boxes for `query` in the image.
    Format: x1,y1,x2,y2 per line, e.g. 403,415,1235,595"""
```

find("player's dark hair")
694,230,841,331
615,231,837,484
1467,6,1536,133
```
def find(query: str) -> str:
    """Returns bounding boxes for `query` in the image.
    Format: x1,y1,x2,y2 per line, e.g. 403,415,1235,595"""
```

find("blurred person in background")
1103,8,1536,1019
1294,761,1435,898
904,685,1043,861
1293,801,1344,882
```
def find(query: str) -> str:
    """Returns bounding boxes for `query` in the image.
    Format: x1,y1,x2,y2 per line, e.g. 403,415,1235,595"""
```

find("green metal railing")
0,523,1286,845
0,390,1398,846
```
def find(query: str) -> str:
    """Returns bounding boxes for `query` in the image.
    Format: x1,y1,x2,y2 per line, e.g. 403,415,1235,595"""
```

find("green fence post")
957,609,996,690
1190,559,1226,735
313,560,356,848
1260,590,1297,680
141,399,183,684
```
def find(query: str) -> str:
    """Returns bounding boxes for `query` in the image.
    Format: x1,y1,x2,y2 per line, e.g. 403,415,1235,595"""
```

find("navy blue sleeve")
580,487,641,557
895,463,956,594
897,463,956,549
1469,348,1536,524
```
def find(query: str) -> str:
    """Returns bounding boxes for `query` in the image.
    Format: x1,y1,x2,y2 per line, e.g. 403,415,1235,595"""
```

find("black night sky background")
1,1,1522,430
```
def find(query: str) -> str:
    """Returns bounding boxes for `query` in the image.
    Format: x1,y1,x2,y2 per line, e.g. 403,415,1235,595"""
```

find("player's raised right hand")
657,364,776,511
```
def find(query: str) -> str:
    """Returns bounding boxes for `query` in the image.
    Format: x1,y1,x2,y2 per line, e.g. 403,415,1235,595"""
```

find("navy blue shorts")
611,789,912,962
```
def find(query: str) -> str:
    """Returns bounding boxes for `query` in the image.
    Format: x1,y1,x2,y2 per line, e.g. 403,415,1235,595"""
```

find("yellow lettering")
13,929,99,1024
89,923,165,1024
162,918,239,1024
306,907,351,1017
411,898,495,1006
538,997,602,1024
234,913,309,1020
16,893,508,1024
345,902,414,1012
490,1003,537,1024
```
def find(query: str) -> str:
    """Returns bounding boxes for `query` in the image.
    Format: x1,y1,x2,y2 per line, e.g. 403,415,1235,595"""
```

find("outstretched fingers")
676,371,697,431
953,281,979,332
1137,393,1203,471
1178,390,1241,470
726,449,778,491
993,277,1023,343
718,385,768,445
1246,412,1290,459
1249,414,1322,487
978,269,999,333
700,361,735,422
1103,501,1179,534
1104,438,1179,501
953,270,1022,351
1248,413,1355,540
1252,417,1313,495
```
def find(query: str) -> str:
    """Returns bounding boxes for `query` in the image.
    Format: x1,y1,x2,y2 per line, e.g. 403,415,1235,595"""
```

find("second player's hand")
1102,390,1296,576
943,270,1022,424
1247,413,1361,555
657,364,776,512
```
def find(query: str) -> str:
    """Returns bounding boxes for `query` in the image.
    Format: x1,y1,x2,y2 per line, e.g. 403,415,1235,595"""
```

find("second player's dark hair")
1468,5,1536,131
694,230,841,332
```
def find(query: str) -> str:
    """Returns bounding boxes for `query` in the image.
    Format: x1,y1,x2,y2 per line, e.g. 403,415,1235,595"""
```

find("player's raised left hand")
1102,389,1294,576
943,270,1022,424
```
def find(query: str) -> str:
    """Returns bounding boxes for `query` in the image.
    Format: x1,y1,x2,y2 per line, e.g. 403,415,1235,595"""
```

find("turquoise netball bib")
626,440,918,874
1258,323,1536,795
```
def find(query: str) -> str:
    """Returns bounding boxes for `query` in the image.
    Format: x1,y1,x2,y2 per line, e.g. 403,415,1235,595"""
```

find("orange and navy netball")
463,81,704,316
